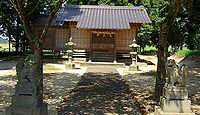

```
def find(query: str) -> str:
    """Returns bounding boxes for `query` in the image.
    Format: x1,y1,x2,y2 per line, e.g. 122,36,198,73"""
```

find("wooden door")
91,33,115,62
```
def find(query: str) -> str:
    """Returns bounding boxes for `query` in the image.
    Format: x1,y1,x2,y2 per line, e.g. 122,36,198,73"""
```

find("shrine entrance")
90,33,116,62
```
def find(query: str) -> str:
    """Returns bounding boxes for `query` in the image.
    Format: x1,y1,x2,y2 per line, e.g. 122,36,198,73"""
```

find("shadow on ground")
177,55,200,114
57,72,141,115
0,61,17,70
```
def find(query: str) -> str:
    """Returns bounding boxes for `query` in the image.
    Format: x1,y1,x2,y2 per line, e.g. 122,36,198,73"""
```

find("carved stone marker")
154,59,195,115
6,54,48,115
65,37,76,69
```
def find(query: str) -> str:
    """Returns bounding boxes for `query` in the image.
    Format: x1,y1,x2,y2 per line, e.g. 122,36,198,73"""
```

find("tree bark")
155,0,181,102
15,16,20,53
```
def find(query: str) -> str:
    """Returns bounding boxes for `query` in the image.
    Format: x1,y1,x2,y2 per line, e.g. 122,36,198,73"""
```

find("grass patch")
0,43,15,53
176,48,200,57
142,46,157,55
144,46,158,52
0,42,10,48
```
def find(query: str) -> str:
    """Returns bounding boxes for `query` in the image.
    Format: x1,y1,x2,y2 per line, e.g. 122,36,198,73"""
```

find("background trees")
4,0,63,93
2,0,199,53
0,0,27,53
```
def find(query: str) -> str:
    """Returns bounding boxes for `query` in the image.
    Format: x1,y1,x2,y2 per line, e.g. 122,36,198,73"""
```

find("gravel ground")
124,70,200,115
0,55,199,115
124,72,157,115
43,72,82,115
57,72,141,115
0,75,16,113
0,64,87,115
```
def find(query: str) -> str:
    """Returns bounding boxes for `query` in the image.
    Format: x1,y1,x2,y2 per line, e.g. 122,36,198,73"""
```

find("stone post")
5,54,48,115
154,59,195,115
65,37,76,69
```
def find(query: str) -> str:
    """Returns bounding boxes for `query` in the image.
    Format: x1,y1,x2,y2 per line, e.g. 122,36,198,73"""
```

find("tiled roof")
32,5,151,29
30,15,63,26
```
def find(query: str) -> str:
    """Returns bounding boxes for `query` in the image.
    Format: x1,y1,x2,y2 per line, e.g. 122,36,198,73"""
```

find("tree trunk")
15,16,20,53
8,0,63,97
16,13,44,93
155,0,181,102
8,29,11,53
155,23,169,102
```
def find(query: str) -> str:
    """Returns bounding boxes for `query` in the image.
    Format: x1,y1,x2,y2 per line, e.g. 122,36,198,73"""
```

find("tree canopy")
1,0,199,52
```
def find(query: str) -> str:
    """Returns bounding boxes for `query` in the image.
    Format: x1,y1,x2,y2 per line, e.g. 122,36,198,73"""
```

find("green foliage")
176,48,200,57
137,24,155,48
2,0,200,54
0,0,29,53
137,0,200,51
144,46,157,52
141,45,157,55
185,25,200,50
185,0,200,22
137,0,166,50
0,43,9,48
0,1,26,53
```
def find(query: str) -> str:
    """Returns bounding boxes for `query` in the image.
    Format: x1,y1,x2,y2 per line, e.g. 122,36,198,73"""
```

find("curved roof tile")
32,5,151,29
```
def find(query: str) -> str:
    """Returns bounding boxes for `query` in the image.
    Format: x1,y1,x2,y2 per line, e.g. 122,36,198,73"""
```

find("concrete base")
154,106,195,115
5,103,48,115
161,98,192,113
163,86,188,100
12,94,43,108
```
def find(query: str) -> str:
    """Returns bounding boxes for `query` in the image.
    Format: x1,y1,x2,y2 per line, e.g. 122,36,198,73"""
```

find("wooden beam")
89,32,92,62
114,34,117,63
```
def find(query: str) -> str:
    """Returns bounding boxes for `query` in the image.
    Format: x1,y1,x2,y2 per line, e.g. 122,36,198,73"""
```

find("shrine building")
32,5,151,62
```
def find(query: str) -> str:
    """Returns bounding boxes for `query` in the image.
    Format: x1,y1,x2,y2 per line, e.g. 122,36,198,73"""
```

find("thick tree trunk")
155,23,169,102
155,0,180,102
15,17,20,53
22,38,25,53
21,15,42,56
17,14,43,94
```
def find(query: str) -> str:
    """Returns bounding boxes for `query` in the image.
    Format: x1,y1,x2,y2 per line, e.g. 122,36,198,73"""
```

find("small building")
32,5,151,62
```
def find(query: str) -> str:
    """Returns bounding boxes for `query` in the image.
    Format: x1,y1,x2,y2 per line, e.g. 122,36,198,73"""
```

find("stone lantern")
65,37,76,69
65,37,76,62
129,39,140,71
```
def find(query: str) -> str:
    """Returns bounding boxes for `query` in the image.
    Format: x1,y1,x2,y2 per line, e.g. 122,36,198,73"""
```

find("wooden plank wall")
34,27,55,49
70,23,90,50
55,29,70,50
33,23,139,53
116,28,136,53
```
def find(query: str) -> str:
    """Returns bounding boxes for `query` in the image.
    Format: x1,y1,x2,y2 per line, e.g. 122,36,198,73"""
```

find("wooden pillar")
53,28,56,59
113,34,117,63
89,33,92,62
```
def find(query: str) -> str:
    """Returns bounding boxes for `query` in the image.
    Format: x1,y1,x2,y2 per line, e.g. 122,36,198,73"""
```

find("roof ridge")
63,4,144,10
